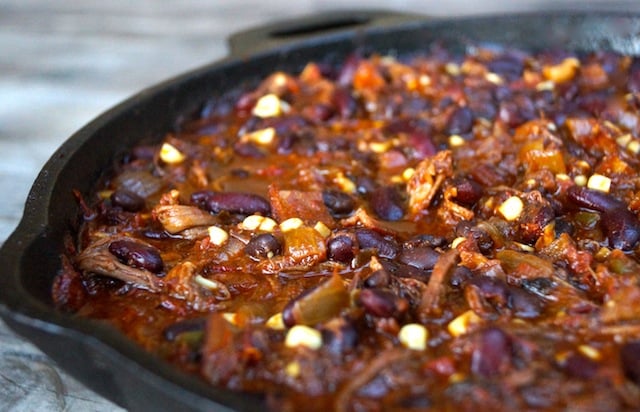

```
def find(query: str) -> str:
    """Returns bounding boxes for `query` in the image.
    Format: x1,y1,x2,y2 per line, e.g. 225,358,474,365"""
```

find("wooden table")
0,0,626,410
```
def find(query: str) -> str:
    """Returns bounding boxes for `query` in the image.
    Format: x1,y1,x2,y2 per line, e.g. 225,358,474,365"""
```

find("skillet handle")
228,9,420,57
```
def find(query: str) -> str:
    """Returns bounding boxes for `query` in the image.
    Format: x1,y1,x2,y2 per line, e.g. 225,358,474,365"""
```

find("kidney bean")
520,386,556,409
456,222,494,253
337,54,360,86
322,190,355,216
567,186,622,212
357,288,407,318
163,317,206,341
332,87,357,118
397,394,431,409
398,246,439,271
451,177,483,206
303,103,334,123
471,327,512,377
383,118,436,159
469,96,497,121
378,258,429,281
521,277,556,297
467,276,509,305
601,211,640,251
446,106,474,135
487,54,524,78
628,57,640,93
409,129,437,159
356,175,377,195
403,234,447,249
355,229,399,259
245,233,282,261
191,190,271,216
364,269,390,288
507,287,544,318
554,217,575,236
111,189,146,212
234,92,257,113
499,94,535,128
519,203,555,244
567,186,640,250
370,186,405,221
620,341,640,384
109,239,163,273
561,353,598,379
321,318,358,355
327,235,355,263
450,266,473,288
233,141,266,158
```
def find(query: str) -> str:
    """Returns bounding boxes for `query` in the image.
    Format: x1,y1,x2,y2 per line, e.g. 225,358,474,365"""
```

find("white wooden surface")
0,0,631,410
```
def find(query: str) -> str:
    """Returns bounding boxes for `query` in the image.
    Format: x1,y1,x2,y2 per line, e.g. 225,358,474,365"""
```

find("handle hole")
270,16,371,38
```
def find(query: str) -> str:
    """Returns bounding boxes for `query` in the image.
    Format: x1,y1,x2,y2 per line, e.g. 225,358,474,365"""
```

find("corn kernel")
576,160,591,171
208,225,229,246
449,134,465,147
280,218,304,232
536,80,555,91
259,217,277,232
314,221,331,238
240,215,277,232
402,167,415,181
451,236,467,249
498,196,524,221
285,325,322,350
587,174,611,193
555,350,571,364
98,190,114,199
285,361,301,378
244,127,276,145
574,175,587,186
160,143,185,164
252,93,289,118
448,310,482,337
369,141,391,153
555,173,570,182
335,172,356,193
222,312,239,325
578,344,602,361
448,372,466,384
265,313,285,330
240,215,264,230
398,323,429,350
616,134,632,147
627,140,640,154
419,74,432,86
445,62,461,76
514,242,535,252
485,72,503,85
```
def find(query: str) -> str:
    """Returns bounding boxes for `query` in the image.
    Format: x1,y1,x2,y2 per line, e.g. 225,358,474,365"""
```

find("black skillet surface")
1,9,640,412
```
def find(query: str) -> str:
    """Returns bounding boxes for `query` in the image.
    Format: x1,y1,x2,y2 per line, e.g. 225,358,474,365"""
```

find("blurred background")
0,0,636,410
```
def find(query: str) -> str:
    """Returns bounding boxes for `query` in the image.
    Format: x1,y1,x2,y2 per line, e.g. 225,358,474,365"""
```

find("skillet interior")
1,11,640,411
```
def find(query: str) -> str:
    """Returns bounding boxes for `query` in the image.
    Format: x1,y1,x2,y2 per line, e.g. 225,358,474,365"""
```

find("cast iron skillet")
2,9,640,412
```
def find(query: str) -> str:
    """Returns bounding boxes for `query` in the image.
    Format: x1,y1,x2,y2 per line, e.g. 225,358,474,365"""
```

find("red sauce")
54,47,640,410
